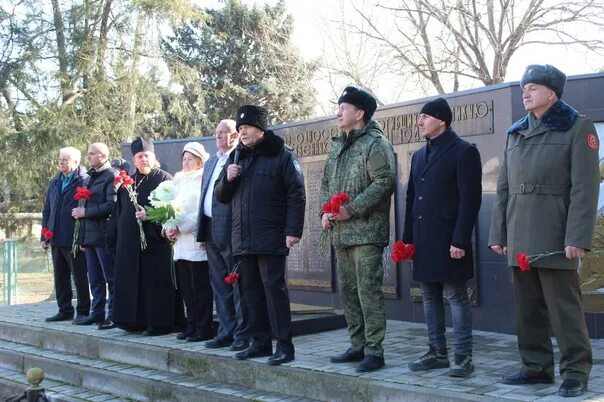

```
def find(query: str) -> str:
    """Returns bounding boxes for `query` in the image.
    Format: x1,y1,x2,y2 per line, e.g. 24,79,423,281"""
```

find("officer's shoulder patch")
586,132,599,151
293,159,302,175
368,151,387,172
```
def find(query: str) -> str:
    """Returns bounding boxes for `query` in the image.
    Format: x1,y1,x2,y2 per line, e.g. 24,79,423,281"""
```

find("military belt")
509,183,569,195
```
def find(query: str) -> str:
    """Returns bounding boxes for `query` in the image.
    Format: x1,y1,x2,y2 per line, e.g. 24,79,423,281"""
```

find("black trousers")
238,254,293,354
175,259,214,337
51,246,90,316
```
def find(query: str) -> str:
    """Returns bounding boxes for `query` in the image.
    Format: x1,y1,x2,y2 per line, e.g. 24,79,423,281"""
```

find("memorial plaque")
286,160,334,292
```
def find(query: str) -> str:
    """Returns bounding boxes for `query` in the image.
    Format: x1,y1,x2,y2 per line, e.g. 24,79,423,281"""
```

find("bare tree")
331,0,604,95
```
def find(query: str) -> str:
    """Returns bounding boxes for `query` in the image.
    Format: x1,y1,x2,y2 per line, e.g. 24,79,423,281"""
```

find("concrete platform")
0,302,602,401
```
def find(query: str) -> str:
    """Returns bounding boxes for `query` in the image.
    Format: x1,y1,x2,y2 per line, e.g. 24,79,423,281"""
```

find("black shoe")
267,351,294,366
409,346,449,371
229,340,250,351
356,355,385,373
501,370,554,385
142,327,171,336
330,348,365,363
176,328,196,340
74,314,104,326
234,345,272,360
449,354,474,378
45,312,73,322
558,379,587,397
187,333,214,343
205,337,233,349
98,319,116,330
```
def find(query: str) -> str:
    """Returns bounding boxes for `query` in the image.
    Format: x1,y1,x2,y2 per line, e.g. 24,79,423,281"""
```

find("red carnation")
391,240,415,263
322,200,338,214
41,227,54,241
114,170,134,188
322,192,350,214
224,272,240,285
516,252,531,271
74,186,93,201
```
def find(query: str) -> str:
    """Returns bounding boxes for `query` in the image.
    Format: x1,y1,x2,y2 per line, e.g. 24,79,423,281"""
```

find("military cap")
520,64,566,99
338,86,378,121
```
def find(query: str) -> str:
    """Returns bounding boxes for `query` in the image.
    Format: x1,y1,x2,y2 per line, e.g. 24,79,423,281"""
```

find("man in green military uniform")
489,64,600,397
320,86,396,372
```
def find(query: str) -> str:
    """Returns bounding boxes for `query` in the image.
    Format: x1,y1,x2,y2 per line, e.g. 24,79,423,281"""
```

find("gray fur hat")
520,64,566,99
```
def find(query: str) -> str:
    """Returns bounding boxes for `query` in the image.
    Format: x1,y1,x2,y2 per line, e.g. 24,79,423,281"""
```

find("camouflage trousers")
335,244,386,357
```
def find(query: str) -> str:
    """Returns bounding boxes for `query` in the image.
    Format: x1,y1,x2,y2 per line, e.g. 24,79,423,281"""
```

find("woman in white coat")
166,142,212,342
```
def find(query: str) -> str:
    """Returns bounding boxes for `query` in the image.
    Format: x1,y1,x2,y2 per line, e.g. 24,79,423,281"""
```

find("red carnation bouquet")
318,192,350,255
515,249,603,272
390,240,415,263
72,186,92,256
41,227,54,241
224,260,241,285
322,192,350,214
114,170,147,249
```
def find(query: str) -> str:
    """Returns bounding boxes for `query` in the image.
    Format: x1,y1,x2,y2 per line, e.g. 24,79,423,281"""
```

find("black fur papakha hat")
236,105,269,132
131,137,154,155
419,97,453,127
520,64,566,99
338,86,378,121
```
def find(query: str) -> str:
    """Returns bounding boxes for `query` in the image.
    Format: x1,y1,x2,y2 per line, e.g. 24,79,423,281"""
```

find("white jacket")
171,169,207,262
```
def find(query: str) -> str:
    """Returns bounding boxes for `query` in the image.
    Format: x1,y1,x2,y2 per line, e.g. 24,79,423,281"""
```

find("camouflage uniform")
320,120,396,357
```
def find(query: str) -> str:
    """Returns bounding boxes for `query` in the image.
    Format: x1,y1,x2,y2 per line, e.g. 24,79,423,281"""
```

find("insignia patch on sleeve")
587,132,599,151
368,152,387,172
293,159,302,175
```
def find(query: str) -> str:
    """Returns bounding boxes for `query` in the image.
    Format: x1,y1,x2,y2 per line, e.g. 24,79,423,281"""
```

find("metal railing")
0,236,54,306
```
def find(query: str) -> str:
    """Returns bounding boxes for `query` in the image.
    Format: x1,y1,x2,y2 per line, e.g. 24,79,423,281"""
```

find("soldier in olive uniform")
489,65,600,397
321,86,396,372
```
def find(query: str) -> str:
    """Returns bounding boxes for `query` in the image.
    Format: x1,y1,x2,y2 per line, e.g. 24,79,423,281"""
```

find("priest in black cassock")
107,137,184,335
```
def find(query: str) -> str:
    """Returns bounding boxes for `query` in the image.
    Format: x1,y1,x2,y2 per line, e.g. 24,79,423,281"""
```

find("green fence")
0,236,55,305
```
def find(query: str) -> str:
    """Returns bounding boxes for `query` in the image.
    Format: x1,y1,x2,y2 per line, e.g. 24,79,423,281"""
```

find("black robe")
107,168,184,330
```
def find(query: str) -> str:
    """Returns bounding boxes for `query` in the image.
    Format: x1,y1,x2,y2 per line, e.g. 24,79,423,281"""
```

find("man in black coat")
71,143,118,328
197,119,249,351
215,105,305,366
403,98,482,377
42,147,90,322
107,137,184,335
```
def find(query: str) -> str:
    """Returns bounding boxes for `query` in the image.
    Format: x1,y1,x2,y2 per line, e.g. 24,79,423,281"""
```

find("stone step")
0,321,509,402
0,338,319,401
0,366,128,401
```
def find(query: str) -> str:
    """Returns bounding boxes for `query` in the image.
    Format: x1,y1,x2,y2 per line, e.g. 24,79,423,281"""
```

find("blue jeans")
206,239,248,343
85,247,115,320
420,281,472,356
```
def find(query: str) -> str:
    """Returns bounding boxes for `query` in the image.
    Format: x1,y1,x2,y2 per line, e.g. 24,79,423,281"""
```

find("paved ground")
0,302,603,401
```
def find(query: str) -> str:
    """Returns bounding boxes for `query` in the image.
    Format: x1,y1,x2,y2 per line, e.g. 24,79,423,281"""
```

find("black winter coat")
402,129,482,283
42,166,89,248
215,131,306,255
79,161,118,247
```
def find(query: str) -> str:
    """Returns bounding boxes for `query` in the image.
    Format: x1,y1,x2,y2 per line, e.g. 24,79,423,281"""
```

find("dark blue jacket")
79,161,118,247
196,152,233,247
41,165,89,248
402,129,482,283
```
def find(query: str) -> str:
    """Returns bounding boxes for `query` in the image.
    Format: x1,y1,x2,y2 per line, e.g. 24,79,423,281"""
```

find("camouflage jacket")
320,120,396,247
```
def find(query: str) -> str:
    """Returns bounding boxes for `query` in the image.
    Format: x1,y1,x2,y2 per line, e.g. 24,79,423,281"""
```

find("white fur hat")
182,142,209,162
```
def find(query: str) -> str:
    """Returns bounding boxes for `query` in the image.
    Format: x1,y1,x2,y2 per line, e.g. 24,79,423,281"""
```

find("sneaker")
558,379,587,397
409,346,449,371
449,354,474,377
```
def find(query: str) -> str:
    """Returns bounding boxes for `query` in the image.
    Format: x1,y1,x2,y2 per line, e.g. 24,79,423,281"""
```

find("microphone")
233,145,242,165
